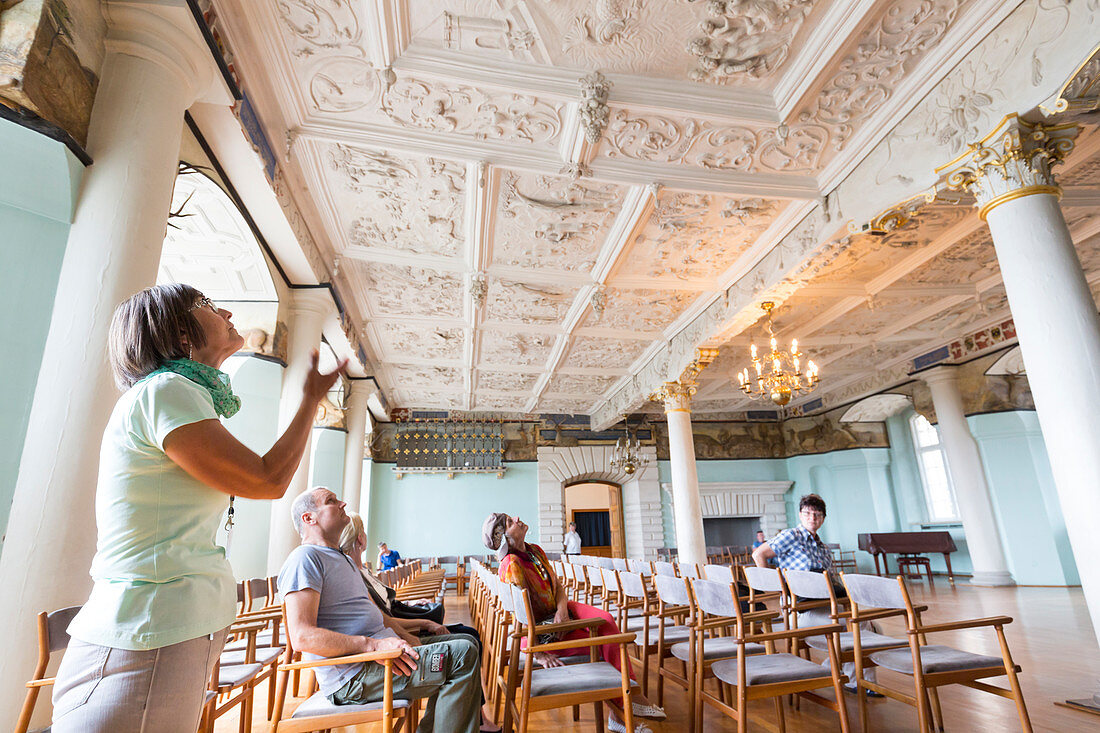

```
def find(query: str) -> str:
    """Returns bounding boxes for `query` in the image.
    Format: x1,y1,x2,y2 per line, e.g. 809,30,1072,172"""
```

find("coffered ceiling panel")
359,262,466,319
561,336,649,371
375,323,466,363
478,330,557,368
476,370,541,392
483,279,578,325
578,288,698,335
492,171,625,276
323,143,467,260
546,373,618,396
614,192,783,283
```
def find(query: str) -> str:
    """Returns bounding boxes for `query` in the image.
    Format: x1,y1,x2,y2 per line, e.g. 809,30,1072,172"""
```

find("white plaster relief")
363,263,465,318
484,279,577,324
685,0,815,84
376,323,466,362
562,337,650,370
479,330,557,366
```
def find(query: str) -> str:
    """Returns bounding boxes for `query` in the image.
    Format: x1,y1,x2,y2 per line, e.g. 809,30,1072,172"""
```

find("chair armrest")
235,609,283,622
530,617,606,635
913,616,1012,635
230,620,269,634
747,623,846,644
26,677,56,689
529,633,637,654
278,648,403,671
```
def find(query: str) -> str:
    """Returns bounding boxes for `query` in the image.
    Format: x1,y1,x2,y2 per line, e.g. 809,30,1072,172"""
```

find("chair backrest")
654,560,677,577
842,573,905,610
246,577,269,608
601,567,620,596
618,570,646,600
653,573,691,607
597,556,616,569
782,569,832,600
691,578,738,618
612,558,629,571
704,564,734,584
510,584,531,625
586,564,605,588
679,563,701,579
743,566,784,592
628,558,654,576
45,606,82,654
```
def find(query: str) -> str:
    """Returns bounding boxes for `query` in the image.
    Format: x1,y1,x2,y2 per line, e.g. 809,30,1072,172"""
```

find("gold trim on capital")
650,381,697,413
978,184,1063,220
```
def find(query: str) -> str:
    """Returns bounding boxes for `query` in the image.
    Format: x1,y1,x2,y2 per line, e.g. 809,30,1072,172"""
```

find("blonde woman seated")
481,513,664,733
341,512,499,732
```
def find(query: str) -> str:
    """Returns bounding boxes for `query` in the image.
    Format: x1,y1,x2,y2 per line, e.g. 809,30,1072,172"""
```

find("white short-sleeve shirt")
68,372,237,650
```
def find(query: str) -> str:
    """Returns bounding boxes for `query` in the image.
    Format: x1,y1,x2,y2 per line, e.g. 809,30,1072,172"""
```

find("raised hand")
302,349,348,404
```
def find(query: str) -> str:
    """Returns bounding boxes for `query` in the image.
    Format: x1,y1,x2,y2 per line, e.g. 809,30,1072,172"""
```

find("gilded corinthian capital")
935,114,1078,220
651,381,696,412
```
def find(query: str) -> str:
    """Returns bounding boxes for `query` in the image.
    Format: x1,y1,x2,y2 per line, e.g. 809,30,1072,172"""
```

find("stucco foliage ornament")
377,323,465,362
579,71,612,144
380,77,564,143
366,264,465,318
563,0,644,48
277,0,362,57
685,0,814,84
602,111,826,172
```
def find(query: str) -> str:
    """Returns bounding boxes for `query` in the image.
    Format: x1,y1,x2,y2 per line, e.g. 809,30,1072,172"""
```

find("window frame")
909,413,960,523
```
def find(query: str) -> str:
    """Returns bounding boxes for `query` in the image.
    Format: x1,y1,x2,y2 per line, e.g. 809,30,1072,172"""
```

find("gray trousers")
51,628,228,733
332,634,480,733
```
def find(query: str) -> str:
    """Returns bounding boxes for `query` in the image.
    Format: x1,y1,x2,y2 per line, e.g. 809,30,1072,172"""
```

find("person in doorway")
482,512,665,733
281,488,481,733
752,493,881,696
563,521,582,555
378,541,402,570
52,283,345,733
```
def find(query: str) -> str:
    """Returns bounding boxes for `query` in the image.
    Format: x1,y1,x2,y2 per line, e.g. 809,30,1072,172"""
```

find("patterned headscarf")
482,512,511,561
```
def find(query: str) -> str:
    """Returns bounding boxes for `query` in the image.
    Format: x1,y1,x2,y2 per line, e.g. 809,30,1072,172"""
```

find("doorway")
565,481,625,558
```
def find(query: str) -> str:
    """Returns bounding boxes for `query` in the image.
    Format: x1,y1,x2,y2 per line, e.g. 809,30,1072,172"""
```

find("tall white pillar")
656,382,707,568
0,2,229,726
266,288,334,574
939,114,1100,631
921,367,1014,586
342,378,372,515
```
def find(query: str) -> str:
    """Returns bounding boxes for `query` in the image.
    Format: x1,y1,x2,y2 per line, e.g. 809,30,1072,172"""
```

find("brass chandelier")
735,302,820,406
609,416,648,475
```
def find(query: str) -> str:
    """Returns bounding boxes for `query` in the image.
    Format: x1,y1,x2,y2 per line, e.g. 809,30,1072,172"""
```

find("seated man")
279,487,480,733
752,493,879,695
377,541,402,570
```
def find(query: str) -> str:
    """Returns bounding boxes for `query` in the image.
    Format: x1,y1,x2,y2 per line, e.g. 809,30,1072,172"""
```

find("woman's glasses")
189,296,218,313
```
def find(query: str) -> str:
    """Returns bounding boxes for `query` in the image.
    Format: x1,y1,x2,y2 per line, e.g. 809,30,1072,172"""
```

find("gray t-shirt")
278,544,397,695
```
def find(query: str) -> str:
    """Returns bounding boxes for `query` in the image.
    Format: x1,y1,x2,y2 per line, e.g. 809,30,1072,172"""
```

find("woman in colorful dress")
481,512,664,733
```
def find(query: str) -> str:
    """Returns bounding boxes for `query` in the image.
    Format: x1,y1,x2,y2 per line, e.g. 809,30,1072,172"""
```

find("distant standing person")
378,541,402,570
752,529,766,550
563,521,582,555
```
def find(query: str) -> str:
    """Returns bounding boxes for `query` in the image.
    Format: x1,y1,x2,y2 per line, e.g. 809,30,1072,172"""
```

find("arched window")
909,413,958,522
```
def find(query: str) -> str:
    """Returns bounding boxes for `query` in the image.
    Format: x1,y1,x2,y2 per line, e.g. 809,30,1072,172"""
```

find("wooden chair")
268,620,410,733
502,584,636,733
650,573,695,708
842,572,1032,732
827,543,859,574
16,606,81,733
897,554,934,583
692,577,851,733
653,560,678,578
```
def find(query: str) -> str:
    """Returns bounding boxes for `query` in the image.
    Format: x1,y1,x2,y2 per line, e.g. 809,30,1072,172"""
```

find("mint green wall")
216,356,282,580
971,411,1078,585
0,118,83,550
310,427,347,499
366,461,539,560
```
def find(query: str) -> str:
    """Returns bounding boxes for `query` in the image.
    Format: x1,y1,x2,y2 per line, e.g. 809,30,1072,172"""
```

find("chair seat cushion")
712,653,833,687
671,637,766,662
292,691,411,718
869,645,1004,675
805,631,904,653
220,646,284,666
624,616,648,631
529,662,637,697
642,625,691,646
518,653,590,670
218,663,262,688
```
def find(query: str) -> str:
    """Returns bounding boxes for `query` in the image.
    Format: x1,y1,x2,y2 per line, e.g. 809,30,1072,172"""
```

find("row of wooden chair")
521,555,1032,732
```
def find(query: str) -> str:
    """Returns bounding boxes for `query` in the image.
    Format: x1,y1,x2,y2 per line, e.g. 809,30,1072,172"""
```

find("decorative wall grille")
394,418,505,476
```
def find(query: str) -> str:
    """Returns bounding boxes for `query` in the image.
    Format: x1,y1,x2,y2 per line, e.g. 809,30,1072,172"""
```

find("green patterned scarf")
146,359,242,418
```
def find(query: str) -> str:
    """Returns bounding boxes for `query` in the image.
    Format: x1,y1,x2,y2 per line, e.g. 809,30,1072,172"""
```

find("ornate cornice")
936,114,1079,220
1044,43,1100,117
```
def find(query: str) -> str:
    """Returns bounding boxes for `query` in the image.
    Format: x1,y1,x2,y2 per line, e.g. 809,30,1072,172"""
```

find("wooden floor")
216,580,1100,733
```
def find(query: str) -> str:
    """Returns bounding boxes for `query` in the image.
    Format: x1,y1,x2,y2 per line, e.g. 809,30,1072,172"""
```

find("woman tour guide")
50,283,345,732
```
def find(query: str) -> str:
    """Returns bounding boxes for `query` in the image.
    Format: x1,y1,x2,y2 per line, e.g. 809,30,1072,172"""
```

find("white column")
940,114,1100,632
921,367,1014,586
0,2,229,726
266,288,334,574
658,382,707,568
342,378,372,515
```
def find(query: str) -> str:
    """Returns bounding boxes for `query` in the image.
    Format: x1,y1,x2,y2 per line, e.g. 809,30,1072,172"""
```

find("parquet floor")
216,580,1100,732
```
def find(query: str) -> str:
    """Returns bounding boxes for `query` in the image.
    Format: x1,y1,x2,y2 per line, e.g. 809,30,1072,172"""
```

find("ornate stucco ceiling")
207,0,1100,424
